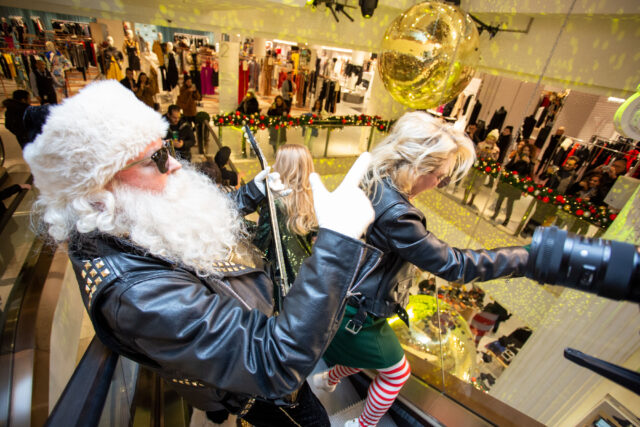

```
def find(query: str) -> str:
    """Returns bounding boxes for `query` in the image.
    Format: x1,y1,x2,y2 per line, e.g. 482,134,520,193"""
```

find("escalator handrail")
0,174,33,235
45,336,119,427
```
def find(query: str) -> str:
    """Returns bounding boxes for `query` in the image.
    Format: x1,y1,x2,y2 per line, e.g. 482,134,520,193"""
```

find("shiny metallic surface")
379,1,479,109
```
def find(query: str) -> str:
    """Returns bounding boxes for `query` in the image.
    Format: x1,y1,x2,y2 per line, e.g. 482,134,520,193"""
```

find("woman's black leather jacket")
345,179,529,332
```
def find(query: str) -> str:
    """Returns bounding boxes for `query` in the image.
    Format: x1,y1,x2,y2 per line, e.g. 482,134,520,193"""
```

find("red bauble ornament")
379,124,384,130
485,166,492,172
274,125,279,130
309,119,314,124
576,197,582,203
576,209,584,216
218,118,224,123
555,195,565,203
288,121,293,126
609,213,617,220
312,114,317,119
547,188,553,193
527,186,534,193
260,115,265,120
235,111,240,116
542,196,550,203
342,119,347,124
249,119,255,124
512,171,518,176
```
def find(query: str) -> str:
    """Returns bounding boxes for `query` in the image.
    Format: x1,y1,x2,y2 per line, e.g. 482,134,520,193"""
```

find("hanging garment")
488,107,507,132
248,59,260,90
123,39,141,71
522,115,537,140
166,53,179,90
200,63,214,95
238,61,250,103
534,125,552,149
468,101,482,125
152,40,164,65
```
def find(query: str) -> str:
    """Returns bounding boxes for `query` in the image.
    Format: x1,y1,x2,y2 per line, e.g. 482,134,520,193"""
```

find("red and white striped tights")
327,356,411,427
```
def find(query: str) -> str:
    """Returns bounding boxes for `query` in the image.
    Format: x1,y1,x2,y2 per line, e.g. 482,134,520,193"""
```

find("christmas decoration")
474,158,616,228
212,113,392,132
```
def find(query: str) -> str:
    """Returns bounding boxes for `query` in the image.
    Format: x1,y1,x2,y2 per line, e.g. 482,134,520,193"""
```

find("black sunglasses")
122,144,171,174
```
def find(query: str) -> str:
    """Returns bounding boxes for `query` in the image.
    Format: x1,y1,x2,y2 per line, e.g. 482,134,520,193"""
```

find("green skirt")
323,305,405,369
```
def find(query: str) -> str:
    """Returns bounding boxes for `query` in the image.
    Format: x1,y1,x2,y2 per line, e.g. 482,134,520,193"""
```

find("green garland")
474,158,617,228
213,112,392,132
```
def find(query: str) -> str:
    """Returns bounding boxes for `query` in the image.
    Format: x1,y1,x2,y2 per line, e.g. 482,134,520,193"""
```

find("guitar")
243,125,290,309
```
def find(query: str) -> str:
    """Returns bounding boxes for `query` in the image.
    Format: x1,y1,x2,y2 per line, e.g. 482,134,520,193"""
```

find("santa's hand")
254,167,292,198
309,152,374,239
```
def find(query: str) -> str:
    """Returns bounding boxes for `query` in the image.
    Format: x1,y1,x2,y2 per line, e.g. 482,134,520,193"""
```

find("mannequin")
123,29,141,72
44,40,71,90
141,41,162,93
101,36,124,81
165,42,179,90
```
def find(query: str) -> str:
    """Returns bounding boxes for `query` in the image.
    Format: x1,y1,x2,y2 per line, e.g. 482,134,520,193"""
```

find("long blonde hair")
272,144,317,236
364,111,476,196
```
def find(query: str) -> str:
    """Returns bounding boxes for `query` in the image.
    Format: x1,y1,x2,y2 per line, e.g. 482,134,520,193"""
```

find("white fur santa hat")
24,80,168,201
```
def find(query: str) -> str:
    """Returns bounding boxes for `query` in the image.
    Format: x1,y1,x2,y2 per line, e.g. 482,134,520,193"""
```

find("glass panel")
98,357,139,427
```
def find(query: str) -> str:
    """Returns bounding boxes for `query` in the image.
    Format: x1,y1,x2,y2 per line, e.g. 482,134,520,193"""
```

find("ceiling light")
273,39,298,46
321,45,353,53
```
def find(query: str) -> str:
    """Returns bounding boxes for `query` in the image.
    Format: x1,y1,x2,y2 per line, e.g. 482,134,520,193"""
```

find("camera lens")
527,227,640,303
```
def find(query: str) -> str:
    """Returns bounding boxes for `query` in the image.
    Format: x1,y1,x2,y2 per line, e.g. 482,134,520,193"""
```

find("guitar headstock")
243,124,267,170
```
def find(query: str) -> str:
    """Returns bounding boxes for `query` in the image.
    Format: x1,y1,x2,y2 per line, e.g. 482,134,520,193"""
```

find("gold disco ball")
379,1,480,110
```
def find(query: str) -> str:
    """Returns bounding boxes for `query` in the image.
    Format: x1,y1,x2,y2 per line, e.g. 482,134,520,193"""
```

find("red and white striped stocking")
327,364,362,386
358,356,411,426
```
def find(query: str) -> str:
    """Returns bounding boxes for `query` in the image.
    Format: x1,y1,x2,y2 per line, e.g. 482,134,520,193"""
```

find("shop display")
379,1,479,109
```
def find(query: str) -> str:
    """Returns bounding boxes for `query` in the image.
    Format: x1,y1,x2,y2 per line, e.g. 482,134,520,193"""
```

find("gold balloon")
379,1,480,110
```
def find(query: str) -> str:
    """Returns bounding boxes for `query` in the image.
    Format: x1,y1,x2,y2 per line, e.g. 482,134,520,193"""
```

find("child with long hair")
313,112,530,427
254,144,318,281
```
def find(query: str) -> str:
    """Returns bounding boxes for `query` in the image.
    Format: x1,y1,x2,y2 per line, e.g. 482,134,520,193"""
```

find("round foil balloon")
379,1,480,110
389,294,477,383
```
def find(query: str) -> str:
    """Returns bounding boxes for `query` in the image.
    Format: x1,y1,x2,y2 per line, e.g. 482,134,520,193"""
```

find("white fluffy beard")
110,166,247,276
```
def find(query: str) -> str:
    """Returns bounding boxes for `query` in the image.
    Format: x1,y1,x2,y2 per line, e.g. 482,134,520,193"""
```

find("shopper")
312,112,529,427
164,104,195,162
491,143,534,226
237,90,260,115
120,67,136,91
135,72,155,108
23,80,379,427
214,146,239,188
31,60,58,105
281,71,294,112
566,172,605,205
254,144,317,282
497,125,513,163
464,129,500,208
177,76,201,125
3,89,31,147
267,95,288,153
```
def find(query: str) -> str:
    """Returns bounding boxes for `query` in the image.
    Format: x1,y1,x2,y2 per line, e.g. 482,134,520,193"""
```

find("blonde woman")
254,144,318,281
313,112,530,427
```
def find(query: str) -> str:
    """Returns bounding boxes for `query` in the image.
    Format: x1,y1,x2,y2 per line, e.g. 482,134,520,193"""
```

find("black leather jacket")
348,179,529,326
68,181,382,411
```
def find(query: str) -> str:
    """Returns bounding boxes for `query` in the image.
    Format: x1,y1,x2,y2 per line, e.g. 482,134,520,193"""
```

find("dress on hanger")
123,39,141,71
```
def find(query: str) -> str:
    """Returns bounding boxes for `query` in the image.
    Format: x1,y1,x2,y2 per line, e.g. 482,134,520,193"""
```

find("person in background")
120,67,136,91
195,154,222,184
312,112,529,427
177,76,201,125
593,158,627,196
303,99,323,149
281,71,294,112
31,60,58,105
567,172,605,206
472,120,486,144
267,95,288,153
3,89,31,147
490,143,534,226
464,129,500,208
254,144,317,283
237,90,260,115
135,72,155,108
214,146,239,188
465,123,477,142
496,125,513,163
164,104,195,162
